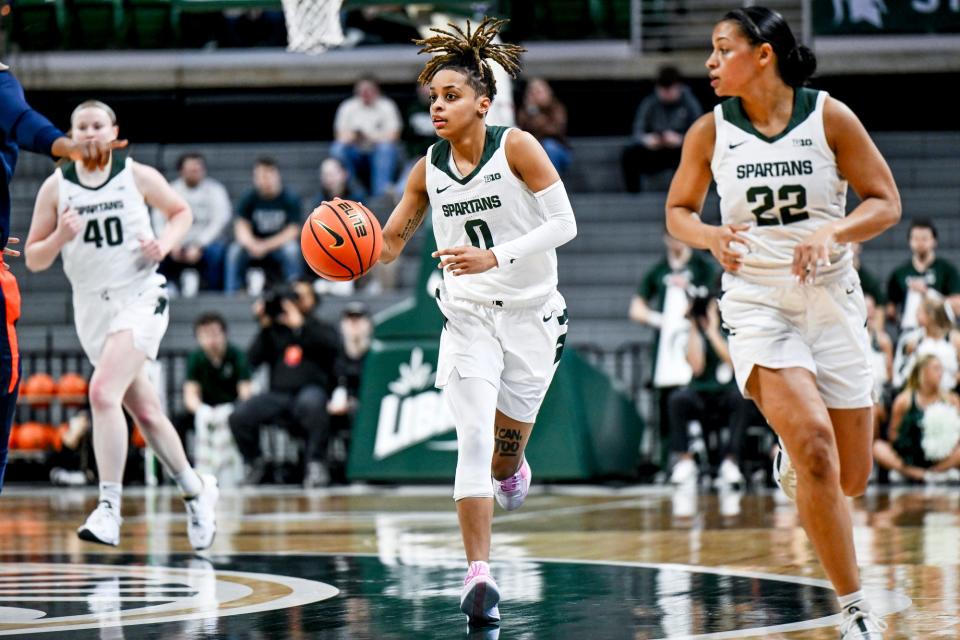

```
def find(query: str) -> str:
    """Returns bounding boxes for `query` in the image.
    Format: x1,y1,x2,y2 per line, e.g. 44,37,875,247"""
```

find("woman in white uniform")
665,7,900,639
26,101,218,551
377,18,577,626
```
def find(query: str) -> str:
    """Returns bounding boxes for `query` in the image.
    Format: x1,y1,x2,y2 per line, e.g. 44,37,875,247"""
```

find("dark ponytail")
722,7,817,87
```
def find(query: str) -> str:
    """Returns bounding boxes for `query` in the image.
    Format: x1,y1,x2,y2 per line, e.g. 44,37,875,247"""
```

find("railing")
18,349,190,426
630,0,809,53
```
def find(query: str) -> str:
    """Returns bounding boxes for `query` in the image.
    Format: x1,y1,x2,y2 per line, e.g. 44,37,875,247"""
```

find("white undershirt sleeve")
489,179,577,268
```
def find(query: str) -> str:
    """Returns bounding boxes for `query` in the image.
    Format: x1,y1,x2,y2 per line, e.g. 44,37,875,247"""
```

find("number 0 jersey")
712,88,851,285
426,126,558,303
56,153,160,293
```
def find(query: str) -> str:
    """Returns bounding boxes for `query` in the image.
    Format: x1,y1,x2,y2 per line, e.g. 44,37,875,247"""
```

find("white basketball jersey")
426,126,557,303
56,153,160,293
712,89,851,284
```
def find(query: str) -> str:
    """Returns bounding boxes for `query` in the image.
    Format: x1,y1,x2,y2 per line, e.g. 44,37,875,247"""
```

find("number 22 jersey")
426,125,558,303
712,88,850,285
56,152,160,293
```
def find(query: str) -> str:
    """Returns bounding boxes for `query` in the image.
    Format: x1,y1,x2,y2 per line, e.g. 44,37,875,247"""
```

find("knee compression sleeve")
445,370,498,501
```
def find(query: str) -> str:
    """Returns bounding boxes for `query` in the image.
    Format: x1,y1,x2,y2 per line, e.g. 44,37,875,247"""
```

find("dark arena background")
1,1,959,638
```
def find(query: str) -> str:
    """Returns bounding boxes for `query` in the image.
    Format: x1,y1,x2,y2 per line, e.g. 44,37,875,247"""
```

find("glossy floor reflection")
0,485,956,639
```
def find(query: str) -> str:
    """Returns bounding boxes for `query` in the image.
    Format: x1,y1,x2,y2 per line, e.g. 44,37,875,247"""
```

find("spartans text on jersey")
441,195,502,217
736,160,813,179
75,200,124,215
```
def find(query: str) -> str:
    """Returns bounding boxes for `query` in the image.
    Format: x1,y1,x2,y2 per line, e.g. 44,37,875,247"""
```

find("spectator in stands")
667,293,752,488
331,301,373,414
291,275,320,316
851,242,885,308
331,77,402,198
874,354,960,483
224,157,303,294
310,157,366,211
397,83,436,193
156,153,231,295
49,412,92,487
228,281,341,488
516,78,571,175
221,8,287,48
887,219,960,330
178,312,252,478
342,6,422,46
622,66,702,192
629,233,716,469
893,294,959,393
866,293,895,440
326,302,373,480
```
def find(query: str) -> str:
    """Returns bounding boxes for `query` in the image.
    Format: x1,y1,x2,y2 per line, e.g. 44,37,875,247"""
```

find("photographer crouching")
667,289,755,488
229,279,341,487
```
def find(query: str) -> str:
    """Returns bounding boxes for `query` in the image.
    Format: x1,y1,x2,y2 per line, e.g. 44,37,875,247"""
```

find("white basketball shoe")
77,501,122,546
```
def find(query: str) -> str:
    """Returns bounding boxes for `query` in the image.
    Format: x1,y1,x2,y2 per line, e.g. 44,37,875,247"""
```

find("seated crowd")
632,218,960,489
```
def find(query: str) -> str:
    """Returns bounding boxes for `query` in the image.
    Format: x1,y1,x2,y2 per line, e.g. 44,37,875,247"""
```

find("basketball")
301,198,382,281
22,373,57,407
17,422,54,450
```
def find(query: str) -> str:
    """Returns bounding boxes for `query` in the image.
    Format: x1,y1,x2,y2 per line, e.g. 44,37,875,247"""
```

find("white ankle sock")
174,468,204,499
98,482,122,512
838,589,867,613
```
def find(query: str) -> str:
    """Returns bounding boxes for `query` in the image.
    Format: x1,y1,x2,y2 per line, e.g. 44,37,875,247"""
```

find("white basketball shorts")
435,288,568,424
73,273,170,366
718,270,873,409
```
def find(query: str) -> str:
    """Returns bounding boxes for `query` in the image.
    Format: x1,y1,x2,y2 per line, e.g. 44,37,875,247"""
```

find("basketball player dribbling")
25,101,219,550
665,8,900,638
0,66,121,493
377,18,577,626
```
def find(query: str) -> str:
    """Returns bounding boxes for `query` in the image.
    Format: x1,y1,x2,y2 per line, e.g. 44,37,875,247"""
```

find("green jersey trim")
430,125,508,185
61,150,129,190
721,88,819,144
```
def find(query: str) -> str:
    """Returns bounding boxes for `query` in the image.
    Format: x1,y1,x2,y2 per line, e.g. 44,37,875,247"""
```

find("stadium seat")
69,0,126,48
127,0,175,48
9,0,68,50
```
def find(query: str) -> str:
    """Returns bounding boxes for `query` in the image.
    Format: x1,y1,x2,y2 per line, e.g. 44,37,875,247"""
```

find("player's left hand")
433,246,498,276
792,224,836,284
140,237,168,262
3,236,20,259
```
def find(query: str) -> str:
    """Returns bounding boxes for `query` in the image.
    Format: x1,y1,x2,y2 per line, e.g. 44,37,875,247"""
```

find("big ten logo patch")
484,172,502,183
335,201,368,238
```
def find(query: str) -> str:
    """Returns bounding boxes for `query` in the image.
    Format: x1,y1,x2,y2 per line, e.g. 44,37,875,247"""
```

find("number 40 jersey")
426,125,559,304
712,88,851,285
56,152,160,293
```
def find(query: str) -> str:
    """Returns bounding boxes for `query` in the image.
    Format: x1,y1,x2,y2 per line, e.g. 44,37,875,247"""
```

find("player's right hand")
57,207,83,241
707,224,749,272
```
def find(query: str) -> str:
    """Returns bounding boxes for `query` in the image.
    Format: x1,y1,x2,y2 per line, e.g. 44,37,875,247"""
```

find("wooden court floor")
0,484,956,639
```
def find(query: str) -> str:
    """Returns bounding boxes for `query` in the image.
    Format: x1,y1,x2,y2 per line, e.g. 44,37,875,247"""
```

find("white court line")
225,551,914,640
122,496,654,527
0,562,338,636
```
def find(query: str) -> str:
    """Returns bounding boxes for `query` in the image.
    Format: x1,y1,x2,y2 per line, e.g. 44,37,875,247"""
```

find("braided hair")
414,17,525,100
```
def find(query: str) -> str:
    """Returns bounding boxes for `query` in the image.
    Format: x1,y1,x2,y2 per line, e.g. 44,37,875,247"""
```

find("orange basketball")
301,198,382,281
131,422,147,449
57,372,89,398
18,422,54,450
22,373,57,406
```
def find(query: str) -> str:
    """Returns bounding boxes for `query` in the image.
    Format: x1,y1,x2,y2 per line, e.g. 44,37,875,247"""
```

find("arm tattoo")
399,204,427,241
